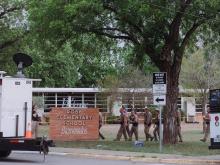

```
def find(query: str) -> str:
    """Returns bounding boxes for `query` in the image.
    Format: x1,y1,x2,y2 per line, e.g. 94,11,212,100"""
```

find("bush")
106,115,120,124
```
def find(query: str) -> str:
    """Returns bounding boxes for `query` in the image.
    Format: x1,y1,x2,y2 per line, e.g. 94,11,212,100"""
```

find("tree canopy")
0,0,27,72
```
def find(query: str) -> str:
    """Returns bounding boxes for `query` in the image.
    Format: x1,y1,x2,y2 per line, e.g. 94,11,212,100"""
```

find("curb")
65,152,220,165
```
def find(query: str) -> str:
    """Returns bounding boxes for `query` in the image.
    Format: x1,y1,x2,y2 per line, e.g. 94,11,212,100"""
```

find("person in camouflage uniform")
200,108,210,142
153,110,160,141
129,110,139,141
114,106,128,141
144,107,154,141
176,109,183,142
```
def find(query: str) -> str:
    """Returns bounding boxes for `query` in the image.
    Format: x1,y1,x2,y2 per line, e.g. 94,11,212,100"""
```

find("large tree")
0,0,27,68
28,0,220,144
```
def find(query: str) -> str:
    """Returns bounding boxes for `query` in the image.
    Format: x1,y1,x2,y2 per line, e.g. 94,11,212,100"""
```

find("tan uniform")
153,114,160,141
115,113,128,141
129,113,138,141
99,112,105,140
31,110,40,138
124,112,130,137
144,111,153,141
176,111,183,142
201,112,210,142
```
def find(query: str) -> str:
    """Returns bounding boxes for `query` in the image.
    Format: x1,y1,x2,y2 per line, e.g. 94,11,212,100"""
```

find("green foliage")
0,0,28,72
106,115,120,124
181,48,220,90
180,47,220,114
24,41,79,87
20,32,122,87
28,0,220,79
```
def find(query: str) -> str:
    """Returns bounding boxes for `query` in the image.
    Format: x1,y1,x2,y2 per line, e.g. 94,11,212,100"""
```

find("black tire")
0,150,11,158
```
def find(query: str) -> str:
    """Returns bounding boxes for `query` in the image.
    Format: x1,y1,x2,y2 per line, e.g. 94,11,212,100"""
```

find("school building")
32,87,205,123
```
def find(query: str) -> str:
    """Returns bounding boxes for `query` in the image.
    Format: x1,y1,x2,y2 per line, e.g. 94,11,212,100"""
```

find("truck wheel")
0,150,11,158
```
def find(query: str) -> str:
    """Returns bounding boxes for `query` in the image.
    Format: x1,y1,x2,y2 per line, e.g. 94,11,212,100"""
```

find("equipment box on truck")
0,53,51,158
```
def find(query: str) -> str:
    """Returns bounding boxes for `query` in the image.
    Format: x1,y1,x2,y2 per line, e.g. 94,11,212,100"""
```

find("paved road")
0,152,172,165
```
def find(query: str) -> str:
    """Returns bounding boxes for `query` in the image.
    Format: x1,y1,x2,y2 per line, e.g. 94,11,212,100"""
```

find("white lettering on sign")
61,126,88,135
64,120,86,126
153,72,167,94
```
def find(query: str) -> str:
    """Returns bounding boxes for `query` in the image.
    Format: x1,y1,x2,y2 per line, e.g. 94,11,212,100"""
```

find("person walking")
144,107,154,141
200,108,210,142
99,112,105,140
122,105,130,138
31,104,41,138
176,109,183,142
114,107,128,141
153,110,160,141
129,110,139,141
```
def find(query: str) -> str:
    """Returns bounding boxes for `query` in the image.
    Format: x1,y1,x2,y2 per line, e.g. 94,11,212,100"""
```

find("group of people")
113,106,181,142
33,103,210,143
112,105,211,143
113,106,139,141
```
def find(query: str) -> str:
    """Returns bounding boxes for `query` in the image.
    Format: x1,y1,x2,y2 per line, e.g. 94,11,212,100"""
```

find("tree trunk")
162,67,180,144
201,91,208,134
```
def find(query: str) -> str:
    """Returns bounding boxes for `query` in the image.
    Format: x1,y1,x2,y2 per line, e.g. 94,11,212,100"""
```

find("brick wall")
49,108,99,141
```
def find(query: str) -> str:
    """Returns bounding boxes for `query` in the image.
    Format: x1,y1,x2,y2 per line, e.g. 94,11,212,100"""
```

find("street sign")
153,95,166,106
152,72,167,153
153,84,167,94
153,72,167,94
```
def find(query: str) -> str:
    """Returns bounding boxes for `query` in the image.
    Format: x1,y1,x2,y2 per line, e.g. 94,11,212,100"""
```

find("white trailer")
0,53,52,158
0,76,32,137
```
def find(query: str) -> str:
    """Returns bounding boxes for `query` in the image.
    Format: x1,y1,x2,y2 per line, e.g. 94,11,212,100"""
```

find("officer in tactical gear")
144,107,154,141
176,109,183,142
114,106,128,141
99,112,105,140
153,110,160,141
200,108,210,142
129,110,139,141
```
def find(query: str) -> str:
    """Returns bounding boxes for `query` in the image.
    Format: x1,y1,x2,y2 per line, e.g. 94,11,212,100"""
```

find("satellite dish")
13,53,33,78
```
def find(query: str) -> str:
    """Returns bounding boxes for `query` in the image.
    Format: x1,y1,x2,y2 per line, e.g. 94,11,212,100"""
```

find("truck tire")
0,150,11,158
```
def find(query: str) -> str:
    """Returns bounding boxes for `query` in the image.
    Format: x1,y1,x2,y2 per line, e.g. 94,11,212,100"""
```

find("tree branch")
0,30,28,50
102,1,144,40
96,27,140,44
174,20,205,63
88,29,133,41
0,6,22,19
0,38,20,50
180,21,205,53
160,0,192,63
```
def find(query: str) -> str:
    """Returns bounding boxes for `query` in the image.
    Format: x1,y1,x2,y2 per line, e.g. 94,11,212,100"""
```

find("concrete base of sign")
209,138,220,149
209,145,220,149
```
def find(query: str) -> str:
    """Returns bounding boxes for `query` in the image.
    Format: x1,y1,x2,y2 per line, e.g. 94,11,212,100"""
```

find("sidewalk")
49,147,220,165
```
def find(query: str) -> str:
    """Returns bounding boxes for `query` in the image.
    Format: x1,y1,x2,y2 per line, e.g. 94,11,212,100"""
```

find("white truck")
0,53,52,158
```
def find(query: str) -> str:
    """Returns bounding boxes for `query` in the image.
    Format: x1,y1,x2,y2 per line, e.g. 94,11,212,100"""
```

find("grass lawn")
54,141,220,156
39,123,220,156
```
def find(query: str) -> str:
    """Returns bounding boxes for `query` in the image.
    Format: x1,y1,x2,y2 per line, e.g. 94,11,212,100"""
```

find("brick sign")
49,108,99,141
